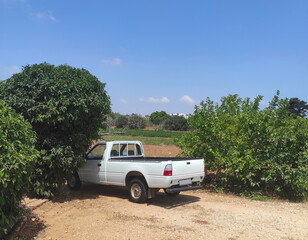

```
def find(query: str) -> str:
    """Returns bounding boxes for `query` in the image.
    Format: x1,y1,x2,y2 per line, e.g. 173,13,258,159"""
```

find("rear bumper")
166,185,203,193
147,172,205,188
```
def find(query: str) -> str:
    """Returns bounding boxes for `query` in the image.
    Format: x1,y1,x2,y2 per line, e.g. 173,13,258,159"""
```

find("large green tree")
288,97,308,118
128,114,146,129
163,115,188,131
115,115,129,128
149,111,170,125
176,92,308,201
0,63,111,197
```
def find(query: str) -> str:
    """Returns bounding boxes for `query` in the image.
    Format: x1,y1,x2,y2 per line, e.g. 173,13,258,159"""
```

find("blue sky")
1,0,307,115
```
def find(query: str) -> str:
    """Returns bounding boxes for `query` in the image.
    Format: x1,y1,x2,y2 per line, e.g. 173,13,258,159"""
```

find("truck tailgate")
171,158,204,176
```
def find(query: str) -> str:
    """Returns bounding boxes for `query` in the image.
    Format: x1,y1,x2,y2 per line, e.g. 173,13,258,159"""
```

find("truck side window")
87,144,106,160
128,144,135,156
120,144,128,156
111,144,119,157
136,144,142,156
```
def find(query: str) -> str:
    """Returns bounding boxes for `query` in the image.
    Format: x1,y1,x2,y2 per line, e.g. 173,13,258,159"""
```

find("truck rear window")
111,143,142,157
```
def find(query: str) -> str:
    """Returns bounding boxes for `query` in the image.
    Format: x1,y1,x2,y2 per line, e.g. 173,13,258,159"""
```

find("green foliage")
115,115,129,128
288,97,308,118
176,92,308,201
149,111,170,125
128,114,146,129
0,101,39,237
163,115,189,131
240,191,271,201
0,63,110,197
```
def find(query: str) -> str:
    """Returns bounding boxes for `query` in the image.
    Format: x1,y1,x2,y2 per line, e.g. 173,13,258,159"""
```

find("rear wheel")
164,189,180,196
128,178,148,203
67,172,81,190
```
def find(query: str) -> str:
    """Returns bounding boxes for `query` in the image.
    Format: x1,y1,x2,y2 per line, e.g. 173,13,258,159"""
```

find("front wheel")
128,178,148,203
164,189,180,196
67,172,81,190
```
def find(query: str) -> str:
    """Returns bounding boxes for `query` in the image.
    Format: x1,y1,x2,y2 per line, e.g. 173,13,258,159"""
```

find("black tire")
67,172,81,190
128,178,148,203
164,189,180,196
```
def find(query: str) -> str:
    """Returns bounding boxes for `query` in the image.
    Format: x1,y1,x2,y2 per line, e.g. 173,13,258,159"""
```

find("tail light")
164,164,172,176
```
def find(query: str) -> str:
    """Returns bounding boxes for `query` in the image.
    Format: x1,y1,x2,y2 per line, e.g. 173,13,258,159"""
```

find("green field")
102,135,175,145
100,128,186,145
101,128,186,138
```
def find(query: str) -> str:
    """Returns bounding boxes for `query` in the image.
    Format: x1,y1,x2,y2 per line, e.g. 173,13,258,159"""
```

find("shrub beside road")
0,101,39,236
176,92,308,201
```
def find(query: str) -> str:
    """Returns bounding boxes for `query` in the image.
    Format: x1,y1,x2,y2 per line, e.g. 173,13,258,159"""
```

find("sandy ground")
7,145,308,240
9,187,308,240
143,145,182,157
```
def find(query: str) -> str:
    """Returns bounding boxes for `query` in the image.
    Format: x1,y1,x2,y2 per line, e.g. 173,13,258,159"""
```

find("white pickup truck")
67,141,205,203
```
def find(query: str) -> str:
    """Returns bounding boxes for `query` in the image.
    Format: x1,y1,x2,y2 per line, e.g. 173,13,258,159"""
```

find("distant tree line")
288,97,308,118
106,96,308,132
106,111,189,131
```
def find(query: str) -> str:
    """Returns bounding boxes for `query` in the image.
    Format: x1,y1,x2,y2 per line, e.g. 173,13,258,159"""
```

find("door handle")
187,162,190,165
98,163,101,167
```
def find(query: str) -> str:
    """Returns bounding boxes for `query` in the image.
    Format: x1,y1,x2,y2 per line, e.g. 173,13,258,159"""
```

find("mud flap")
148,188,156,199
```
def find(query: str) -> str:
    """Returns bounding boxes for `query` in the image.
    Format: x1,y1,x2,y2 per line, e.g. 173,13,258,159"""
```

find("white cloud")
0,65,21,79
120,99,128,104
103,58,122,66
36,11,58,21
140,96,170,103
179,95,196,104
162,96,170,103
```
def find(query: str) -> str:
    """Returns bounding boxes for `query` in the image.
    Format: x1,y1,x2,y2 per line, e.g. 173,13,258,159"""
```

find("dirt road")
9,185,308,240
7,145,308,240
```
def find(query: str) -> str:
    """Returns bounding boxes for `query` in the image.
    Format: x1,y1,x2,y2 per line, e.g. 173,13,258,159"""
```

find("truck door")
105,143,128,185
78,143,106,183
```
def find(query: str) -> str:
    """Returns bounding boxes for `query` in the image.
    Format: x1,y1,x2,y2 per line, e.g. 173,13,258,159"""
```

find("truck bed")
108,156,202,162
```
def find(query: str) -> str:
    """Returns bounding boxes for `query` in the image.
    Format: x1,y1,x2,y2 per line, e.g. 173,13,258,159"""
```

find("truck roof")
96,140,142,144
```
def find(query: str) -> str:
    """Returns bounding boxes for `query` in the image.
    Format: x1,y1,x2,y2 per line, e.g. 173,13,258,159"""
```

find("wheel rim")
131,183,142,199
68,176,76,187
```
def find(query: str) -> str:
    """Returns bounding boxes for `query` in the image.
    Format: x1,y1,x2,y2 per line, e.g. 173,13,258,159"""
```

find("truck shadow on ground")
52,183,129,203
54,184,200,209
147,192,200,209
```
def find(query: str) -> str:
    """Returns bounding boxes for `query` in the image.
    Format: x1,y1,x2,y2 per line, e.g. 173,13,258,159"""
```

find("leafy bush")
149,111,170,125
0,63,110,197
128,114,146,129
115,115,129,128
0,101,39,237
176,92,308,201
163,115,189,131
